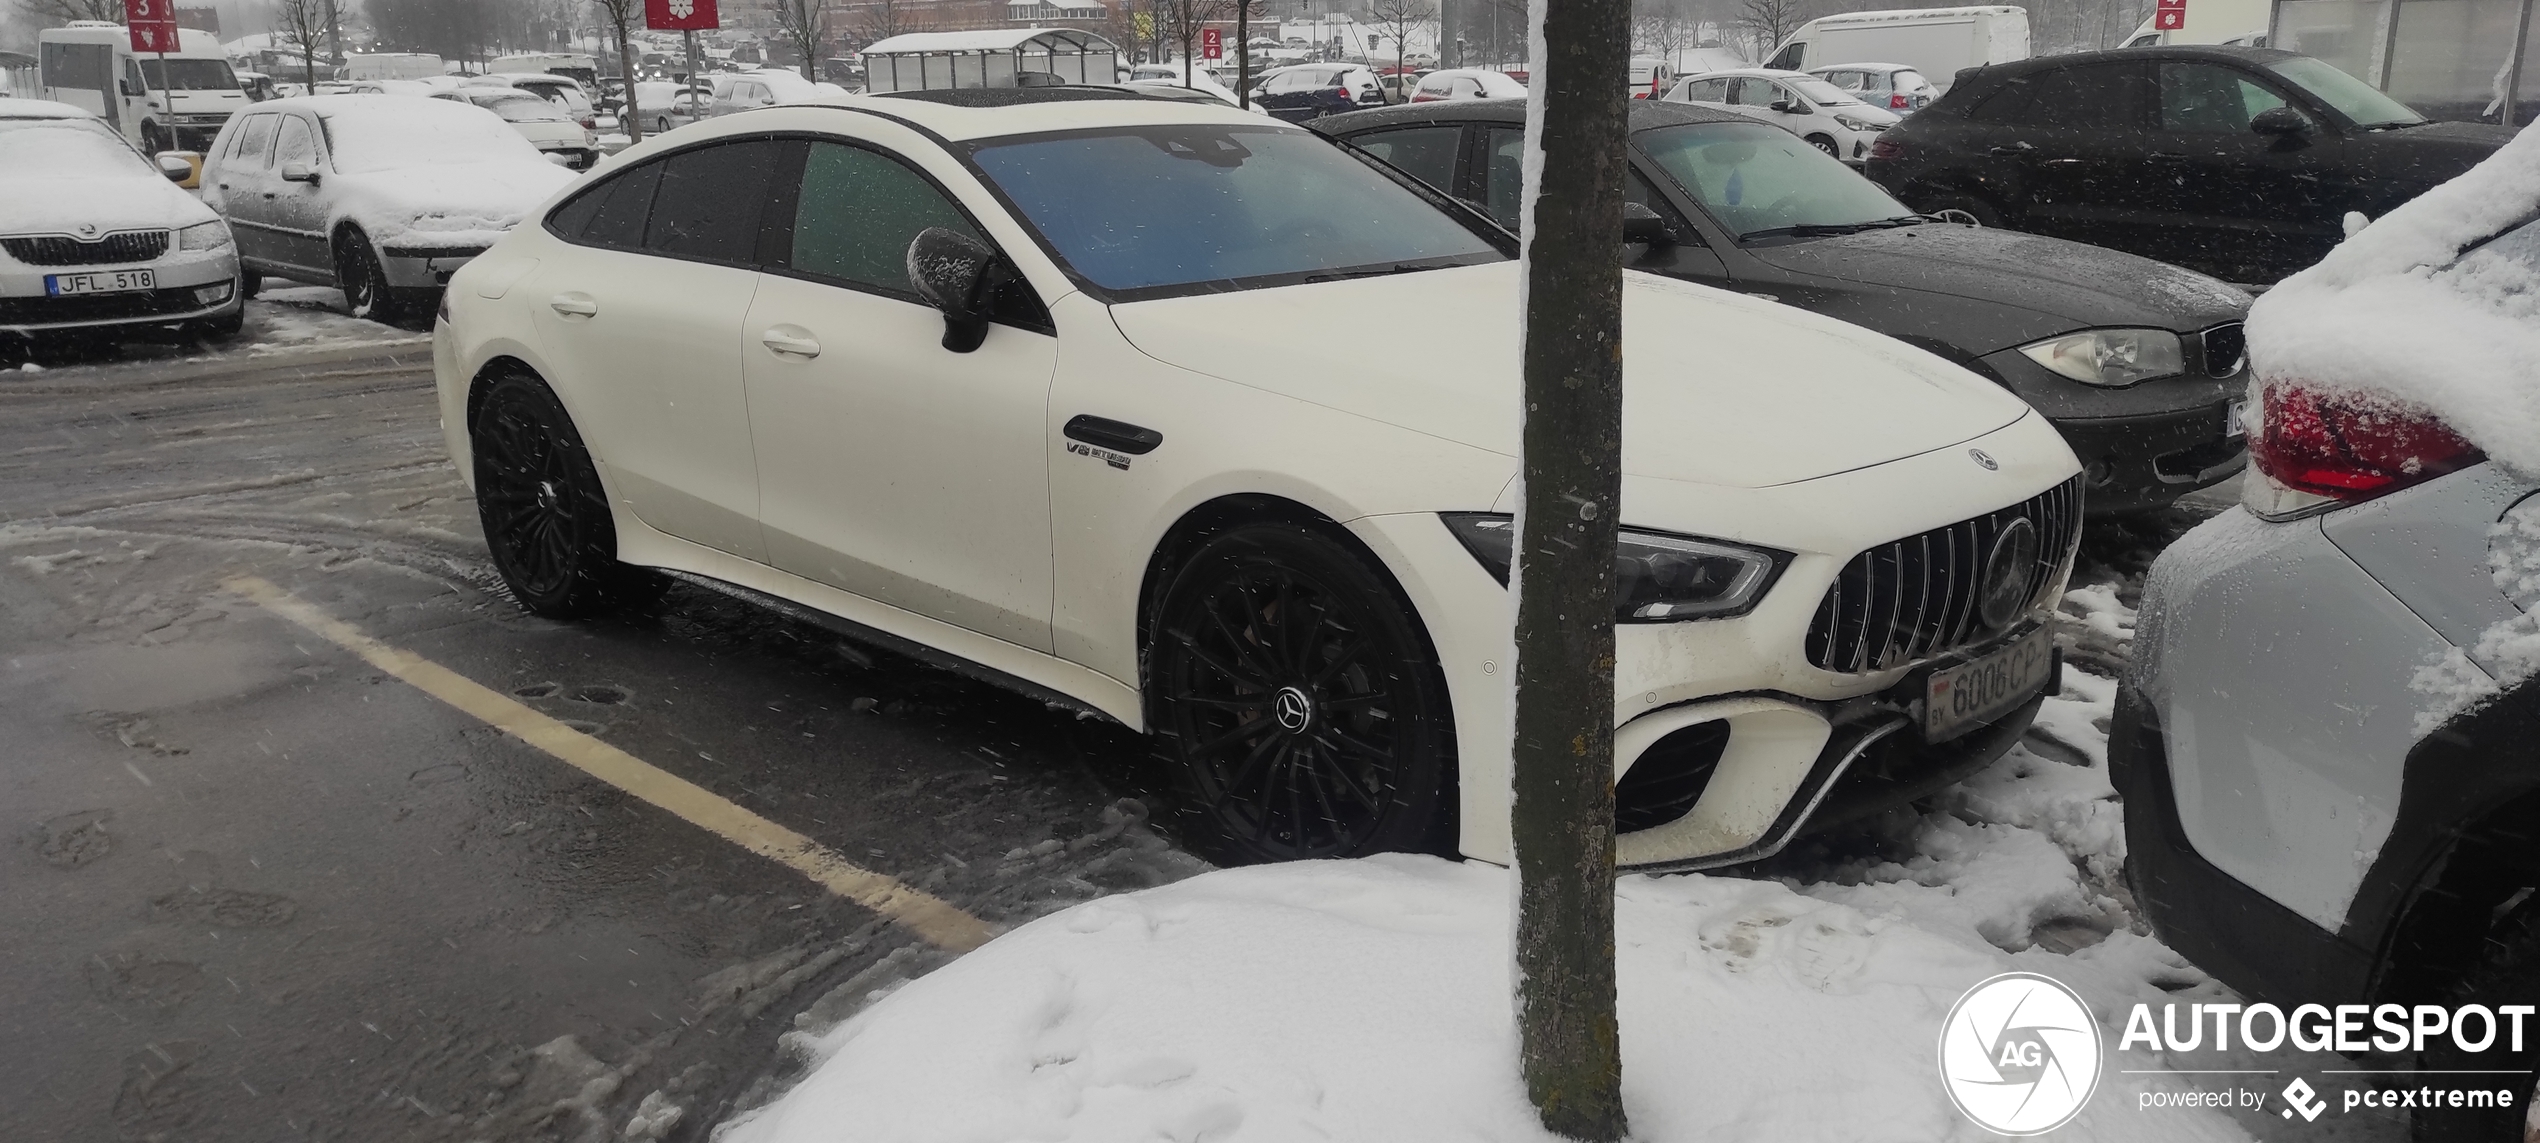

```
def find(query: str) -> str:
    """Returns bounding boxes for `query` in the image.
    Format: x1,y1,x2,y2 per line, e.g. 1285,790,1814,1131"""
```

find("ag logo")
1939,972,2103,1135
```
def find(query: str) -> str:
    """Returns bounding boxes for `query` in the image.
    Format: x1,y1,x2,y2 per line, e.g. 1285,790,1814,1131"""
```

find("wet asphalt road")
0,342,1204,1142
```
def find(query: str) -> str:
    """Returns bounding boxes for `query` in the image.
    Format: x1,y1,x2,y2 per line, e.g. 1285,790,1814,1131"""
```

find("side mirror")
906,227,1007,353
2251,105,2311,138
157,153,192,181
119,78,137,96
1768,99,1795,113
1622,201,1676,248
279,160,318,183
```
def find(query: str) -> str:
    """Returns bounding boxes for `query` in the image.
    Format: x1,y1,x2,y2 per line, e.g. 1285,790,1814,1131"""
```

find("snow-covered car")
0,100,243,345
1665,68,1900,163
433,88,2083,872
1123,63,1243,106
1409,68,1528,102
1807,61,1939,114
202,95,575,322
433,87,601,168
2116,126,2540,1136
705,69,833,117
469,73,600,129
630,81,712,134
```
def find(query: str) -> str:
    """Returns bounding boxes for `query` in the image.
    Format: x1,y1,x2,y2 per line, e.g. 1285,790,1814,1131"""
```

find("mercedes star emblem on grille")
1978,518,2040,630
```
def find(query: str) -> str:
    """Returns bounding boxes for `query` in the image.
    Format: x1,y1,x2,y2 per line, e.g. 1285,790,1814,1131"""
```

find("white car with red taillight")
2114,124,2540,1130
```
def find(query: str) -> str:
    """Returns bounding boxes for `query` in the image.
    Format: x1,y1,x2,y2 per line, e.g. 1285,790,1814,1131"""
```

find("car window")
228,113,276,167
646,139,785,263
1726,77,1770,105
1680,78,1727,102
1990,63,2151,128
1349,126,1461,195
2156,62,2297,133
2267,55,2424,127
1821,70,1864,91
549,157,662,250
274,115,316,168
783,141,981,295
1486,126,1522,227
1637,120,1912,239
966,124,1504,296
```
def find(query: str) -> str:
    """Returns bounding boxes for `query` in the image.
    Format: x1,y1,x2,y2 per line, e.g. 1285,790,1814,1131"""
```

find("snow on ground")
716,584,2284,1142
241,285,430,353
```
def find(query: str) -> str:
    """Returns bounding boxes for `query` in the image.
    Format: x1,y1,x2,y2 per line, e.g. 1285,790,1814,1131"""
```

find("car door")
742,138,1060,651
208,111,279,264
264,111,332,277
1974,61,2158,252
527,137,782,563
2145,59,2345,282
1342,123,1468,204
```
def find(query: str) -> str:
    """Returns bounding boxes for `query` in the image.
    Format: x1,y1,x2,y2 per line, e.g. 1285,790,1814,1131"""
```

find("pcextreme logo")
1939,972,2105,1135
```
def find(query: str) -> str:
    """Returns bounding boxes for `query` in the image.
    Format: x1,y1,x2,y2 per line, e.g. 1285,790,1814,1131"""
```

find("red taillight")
1867,138,1904,161
2248,380,2482,501
1890,92,1908,109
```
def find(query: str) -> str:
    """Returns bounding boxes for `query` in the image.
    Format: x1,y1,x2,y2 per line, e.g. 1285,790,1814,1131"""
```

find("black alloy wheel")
471,371,660,618
1915,192,2005,229
1148,523,1455,865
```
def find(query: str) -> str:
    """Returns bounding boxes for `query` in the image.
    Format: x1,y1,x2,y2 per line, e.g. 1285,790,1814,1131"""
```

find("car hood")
0,173,218,237
329,162,576,248
1742,224,2251,349
1107,263,2033,489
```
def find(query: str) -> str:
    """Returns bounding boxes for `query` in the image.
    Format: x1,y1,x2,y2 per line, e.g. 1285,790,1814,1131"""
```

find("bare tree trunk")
1511,0,1632,1131
613,14,642,142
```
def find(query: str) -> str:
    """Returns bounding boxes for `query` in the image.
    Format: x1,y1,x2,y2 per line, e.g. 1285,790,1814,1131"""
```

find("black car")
1253,64,1385,122
1316,98,2252,514
1864,46,2516,286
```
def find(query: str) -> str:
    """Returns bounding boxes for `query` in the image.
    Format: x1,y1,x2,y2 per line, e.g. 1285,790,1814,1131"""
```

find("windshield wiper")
1740,217,1924,240
1296,261,1451,284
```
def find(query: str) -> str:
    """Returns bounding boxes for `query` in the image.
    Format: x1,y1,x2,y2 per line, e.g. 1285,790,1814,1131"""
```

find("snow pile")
2244,122,2540,474
721,675,2239,1143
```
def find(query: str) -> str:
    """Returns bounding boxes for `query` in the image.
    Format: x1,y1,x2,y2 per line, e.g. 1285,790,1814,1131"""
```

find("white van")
2118,0,2270,47
339,53,444,82
1762,7,2030,91
38,23,245,153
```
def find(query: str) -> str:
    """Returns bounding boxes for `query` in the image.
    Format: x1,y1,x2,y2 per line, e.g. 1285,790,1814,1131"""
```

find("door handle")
759,328,821,358
1987,141,2033,156
1062,414,1163,455
548,292,597,317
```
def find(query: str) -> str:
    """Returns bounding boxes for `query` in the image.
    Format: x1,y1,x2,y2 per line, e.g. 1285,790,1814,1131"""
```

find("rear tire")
2413,900,2540,1140
1915,191,2005,229
470,371,663,619
1146,521,1456,865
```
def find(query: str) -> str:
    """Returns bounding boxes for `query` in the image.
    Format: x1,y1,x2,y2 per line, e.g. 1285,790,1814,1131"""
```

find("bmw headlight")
2018,328,2184,387
177,220,233,252
1442,514,1785,622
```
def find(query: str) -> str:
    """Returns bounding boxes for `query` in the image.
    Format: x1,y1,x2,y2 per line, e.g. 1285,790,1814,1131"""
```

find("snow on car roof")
759,91,1266,142
0,99,99,120
2247,123,2540,473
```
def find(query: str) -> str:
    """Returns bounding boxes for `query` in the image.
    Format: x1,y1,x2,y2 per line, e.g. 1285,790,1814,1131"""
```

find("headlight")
2017,328,2185,387
1833,114,1881,132
1442,514,1785,622
177,220,233,252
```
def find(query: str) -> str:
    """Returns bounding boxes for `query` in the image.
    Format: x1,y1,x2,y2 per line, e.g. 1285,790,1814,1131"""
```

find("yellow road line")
226,575,996,953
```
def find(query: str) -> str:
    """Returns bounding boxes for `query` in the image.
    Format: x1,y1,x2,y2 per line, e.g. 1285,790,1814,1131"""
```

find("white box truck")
1763,7,2030,90
37,22,246,153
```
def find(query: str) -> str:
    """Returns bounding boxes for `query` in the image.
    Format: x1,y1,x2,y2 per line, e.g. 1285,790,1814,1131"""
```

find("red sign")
645,0,718,32
2154,7,2186,28
125,0,180,52
1201,28,1223,60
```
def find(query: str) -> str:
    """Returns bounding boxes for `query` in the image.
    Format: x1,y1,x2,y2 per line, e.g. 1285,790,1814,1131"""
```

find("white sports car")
432,88,2083,870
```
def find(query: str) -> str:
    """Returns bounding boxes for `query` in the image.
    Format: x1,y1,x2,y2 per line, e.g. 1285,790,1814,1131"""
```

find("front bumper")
378,247,488,289
0,251,241,335
2056,401,2247,514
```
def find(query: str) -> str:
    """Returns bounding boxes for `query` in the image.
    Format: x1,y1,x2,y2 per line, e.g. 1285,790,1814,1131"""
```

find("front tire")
2414,900,2540,1140
471,371,661,619
1915,191,2006,229
1147,522,1456,865
334,228,401,322
1805,133,1840,157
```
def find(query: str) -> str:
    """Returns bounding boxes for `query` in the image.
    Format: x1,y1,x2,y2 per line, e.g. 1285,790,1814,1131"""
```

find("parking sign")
2154,6,2185,28
645,0,719,32
124,0,180,52
1202,28,1223,59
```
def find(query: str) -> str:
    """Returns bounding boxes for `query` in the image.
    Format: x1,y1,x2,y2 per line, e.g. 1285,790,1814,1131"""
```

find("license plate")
1925,626,2055,741
2226,398,2248,438
46,269,155,296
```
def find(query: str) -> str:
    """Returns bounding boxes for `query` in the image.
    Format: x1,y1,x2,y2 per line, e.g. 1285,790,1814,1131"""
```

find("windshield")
0,117,152,177
323,105,542,173
2269,56,2423,127
140,58,241,91
1638,121,1913,239
1787,77,1862,105
480,93,569,122
967,125,1504,296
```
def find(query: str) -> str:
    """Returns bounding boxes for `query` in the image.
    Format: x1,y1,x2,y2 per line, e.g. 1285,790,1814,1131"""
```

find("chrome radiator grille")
1804,475,2084,674
2,230,169,267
